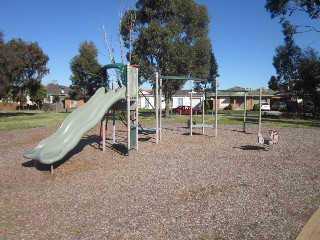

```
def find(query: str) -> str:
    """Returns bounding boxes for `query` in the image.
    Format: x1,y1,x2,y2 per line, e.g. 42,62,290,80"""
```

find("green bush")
42,103,53,112
253,104,259,111
223,104,232,110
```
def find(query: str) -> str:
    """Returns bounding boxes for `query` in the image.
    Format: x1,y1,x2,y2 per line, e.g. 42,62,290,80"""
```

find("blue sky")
1,0,319,90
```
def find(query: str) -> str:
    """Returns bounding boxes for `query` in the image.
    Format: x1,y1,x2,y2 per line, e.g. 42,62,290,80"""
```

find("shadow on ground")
22,134,101,172
234,145,266,151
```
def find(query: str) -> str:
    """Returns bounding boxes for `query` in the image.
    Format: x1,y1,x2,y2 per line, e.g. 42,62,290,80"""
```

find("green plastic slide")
23,87,126,164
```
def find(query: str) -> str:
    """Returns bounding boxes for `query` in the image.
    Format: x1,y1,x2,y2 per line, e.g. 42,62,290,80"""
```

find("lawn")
1,110,319,131
0,110,68,131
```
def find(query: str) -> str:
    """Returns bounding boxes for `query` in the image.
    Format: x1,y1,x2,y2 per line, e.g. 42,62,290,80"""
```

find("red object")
172,106,196,115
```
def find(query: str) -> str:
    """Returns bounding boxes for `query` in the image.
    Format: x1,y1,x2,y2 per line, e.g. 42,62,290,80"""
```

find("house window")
178,98,183,106
71,100,77,108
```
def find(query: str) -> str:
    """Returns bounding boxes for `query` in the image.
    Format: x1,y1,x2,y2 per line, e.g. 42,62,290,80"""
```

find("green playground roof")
103,63,127,86
159,76,207,82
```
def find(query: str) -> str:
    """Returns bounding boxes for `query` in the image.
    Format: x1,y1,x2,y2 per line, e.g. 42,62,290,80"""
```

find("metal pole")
112,76,116,144
113,109,115,144
190,80,193,136
127,64,131,153
243,92,247,132
135,67,139,150
202,91,205,134
102,118,106,151
258,87,262,134
159,78,163,141
112,77,115,90
215,77,218,137
155,72,159,144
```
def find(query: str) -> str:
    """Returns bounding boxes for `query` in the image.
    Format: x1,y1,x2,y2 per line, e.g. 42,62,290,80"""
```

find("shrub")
42,103,53,112
252,104,259,111
224,104,232,110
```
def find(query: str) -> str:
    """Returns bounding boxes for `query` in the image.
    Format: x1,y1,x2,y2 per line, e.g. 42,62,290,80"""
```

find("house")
138,87,277,111
45,84,84,109
138,89,205,110
207,87,277,110
45,84,276,111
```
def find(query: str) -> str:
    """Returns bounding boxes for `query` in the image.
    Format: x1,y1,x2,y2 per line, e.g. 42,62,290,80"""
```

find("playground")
1,121,320,239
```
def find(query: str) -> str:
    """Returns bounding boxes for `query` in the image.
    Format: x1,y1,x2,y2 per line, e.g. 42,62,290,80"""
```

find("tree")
268,75,280,90
272,21,302,90
271,22,320,118
121,0,217,116
69,41,107,100
0,32,49,101
0,31,7,98
265,0,320,20
30,84,47,110
296,49,320,118
265,0,320,33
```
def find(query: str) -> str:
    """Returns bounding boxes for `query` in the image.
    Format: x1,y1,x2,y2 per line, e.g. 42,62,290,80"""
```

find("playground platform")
296,207,320,240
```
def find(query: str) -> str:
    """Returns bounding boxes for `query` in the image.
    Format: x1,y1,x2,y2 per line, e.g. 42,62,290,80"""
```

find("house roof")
138,89,204,97
47,84,70,96
207,88,277,97
173,89,203,97
138,87,277,97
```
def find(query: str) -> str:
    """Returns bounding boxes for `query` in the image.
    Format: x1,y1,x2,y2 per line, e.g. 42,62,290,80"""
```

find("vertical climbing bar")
190,80,193,136
102,118,106,151
243,92,247,132
156,72,159,144
135,67,139,150
127,64,131,154
258,87,262,134
159,78,163,141
215,77,218,137
202,91,205,134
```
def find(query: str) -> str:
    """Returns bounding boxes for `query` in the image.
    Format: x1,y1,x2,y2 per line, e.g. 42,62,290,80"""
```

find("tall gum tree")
69,41,107,101
121,0,218,116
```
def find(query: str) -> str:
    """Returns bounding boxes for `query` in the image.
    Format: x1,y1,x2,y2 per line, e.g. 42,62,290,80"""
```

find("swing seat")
138,127,156,134
257,130,279,150
257,133,271,145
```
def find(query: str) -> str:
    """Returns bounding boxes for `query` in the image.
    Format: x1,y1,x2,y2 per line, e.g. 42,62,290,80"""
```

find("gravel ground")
0,122,319,240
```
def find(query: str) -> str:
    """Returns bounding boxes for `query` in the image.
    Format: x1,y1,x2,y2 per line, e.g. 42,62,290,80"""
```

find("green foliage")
27,79,47,109
205,100,211,111
268,75,279,91
32,85,47,106
0,31,49,101
224,104,232,110
42,103,53,112
265,0,320,19
52,95,60,104
120,0,218,116
69,41,107,100
271,22,320,118
272,21,302,88
253,104,260,111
